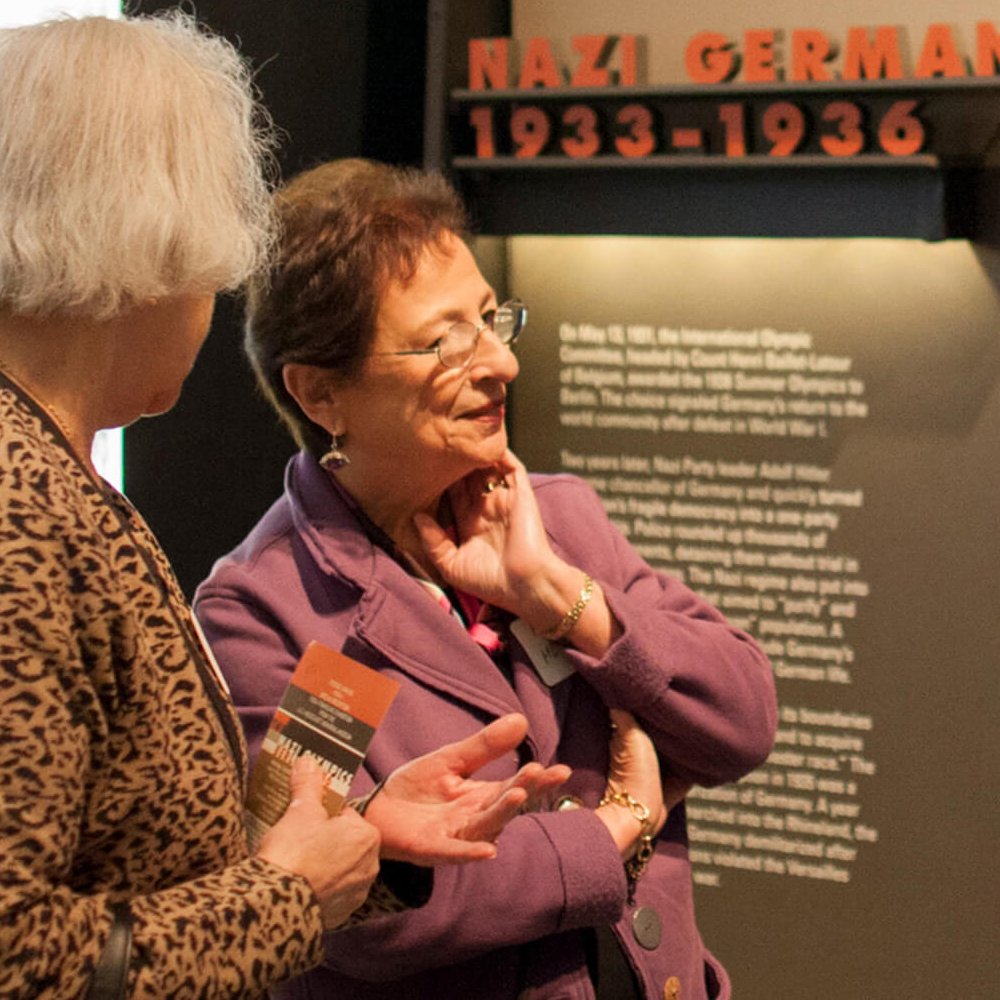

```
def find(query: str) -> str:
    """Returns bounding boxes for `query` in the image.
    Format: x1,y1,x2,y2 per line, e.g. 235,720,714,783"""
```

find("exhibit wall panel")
506,234,1000,997
487,5,1000,994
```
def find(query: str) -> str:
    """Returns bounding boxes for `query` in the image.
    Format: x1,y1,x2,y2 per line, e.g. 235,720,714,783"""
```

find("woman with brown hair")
195,158,777,1000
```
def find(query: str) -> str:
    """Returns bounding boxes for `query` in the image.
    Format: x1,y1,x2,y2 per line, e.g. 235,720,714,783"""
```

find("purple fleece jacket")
194,451,777,1000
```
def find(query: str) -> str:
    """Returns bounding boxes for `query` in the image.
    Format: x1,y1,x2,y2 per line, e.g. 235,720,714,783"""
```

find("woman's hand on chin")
412,449,559,612
413,450,622,656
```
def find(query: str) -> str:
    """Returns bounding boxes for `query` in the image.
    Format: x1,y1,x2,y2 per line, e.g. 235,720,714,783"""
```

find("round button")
663,975,682,999
631,906,662,950
553,795,583,811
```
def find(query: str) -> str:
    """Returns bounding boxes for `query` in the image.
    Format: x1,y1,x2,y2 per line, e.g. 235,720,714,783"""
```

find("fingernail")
295,754,320,773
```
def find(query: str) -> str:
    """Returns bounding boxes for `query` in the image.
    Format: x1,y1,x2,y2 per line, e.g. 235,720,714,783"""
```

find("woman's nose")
471,328,519,382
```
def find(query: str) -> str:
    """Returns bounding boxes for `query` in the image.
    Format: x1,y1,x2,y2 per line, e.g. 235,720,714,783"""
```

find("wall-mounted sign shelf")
437,77,1000,241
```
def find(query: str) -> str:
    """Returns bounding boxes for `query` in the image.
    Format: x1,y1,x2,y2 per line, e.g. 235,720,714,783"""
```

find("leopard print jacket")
0,374,328,999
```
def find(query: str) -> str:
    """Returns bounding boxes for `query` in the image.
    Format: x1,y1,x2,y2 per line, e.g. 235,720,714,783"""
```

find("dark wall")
124,0,427,597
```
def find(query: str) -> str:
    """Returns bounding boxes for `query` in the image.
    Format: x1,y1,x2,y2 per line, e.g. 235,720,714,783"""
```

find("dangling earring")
320,433,350,471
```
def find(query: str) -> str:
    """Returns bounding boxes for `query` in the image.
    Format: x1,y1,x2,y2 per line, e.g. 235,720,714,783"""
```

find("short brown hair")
244,158,469,455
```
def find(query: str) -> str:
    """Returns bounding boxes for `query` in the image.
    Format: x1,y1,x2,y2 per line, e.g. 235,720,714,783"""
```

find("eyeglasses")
375,299,527,369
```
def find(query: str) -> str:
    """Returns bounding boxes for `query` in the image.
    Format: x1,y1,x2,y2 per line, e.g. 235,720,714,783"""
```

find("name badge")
510,619,576,687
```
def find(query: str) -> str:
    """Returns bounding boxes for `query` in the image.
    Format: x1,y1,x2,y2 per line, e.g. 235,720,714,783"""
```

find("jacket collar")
282,451,525,721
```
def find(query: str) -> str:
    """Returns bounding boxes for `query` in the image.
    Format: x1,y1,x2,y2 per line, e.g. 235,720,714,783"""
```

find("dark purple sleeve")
534,474,778,786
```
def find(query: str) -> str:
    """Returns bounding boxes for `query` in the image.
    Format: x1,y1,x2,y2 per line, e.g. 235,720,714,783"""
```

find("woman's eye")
427,326,453,349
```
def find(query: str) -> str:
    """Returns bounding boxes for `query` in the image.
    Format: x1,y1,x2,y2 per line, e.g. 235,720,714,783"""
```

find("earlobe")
282,363,342,432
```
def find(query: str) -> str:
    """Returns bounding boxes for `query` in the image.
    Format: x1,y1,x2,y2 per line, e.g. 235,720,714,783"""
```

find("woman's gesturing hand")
257,755,381,929
365,713,571,865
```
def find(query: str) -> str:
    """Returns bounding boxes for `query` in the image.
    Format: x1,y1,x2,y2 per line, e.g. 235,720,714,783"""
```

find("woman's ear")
282,363,343,434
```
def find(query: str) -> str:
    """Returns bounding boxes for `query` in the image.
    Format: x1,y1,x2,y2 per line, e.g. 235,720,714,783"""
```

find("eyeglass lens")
439,299,526,367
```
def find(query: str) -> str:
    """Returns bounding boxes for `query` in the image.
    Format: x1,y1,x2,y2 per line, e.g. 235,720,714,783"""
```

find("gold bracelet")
541,572,594,641
600,787,655,904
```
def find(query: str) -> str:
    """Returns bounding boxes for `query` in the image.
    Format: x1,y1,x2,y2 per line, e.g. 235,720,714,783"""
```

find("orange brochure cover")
245,640,400,852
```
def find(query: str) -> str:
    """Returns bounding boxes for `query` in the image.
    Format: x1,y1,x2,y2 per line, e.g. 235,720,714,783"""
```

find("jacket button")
631,906,662,950
553,795,583,811
663,975,681,999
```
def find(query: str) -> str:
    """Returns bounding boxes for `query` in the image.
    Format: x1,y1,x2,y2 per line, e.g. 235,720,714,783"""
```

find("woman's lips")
464,401,505,420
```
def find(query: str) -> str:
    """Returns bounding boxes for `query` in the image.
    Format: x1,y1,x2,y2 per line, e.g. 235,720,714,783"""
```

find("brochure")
245,640,400,852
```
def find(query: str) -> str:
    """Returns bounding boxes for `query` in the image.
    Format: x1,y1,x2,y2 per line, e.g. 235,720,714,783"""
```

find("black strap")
586,925,643,1000
85,901,132,1000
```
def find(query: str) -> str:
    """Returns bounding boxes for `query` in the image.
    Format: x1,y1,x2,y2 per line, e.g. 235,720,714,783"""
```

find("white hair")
0,10,278,318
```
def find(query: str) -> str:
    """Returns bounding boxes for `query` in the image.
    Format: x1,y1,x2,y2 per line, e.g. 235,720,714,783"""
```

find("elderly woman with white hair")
0,13,570,1000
